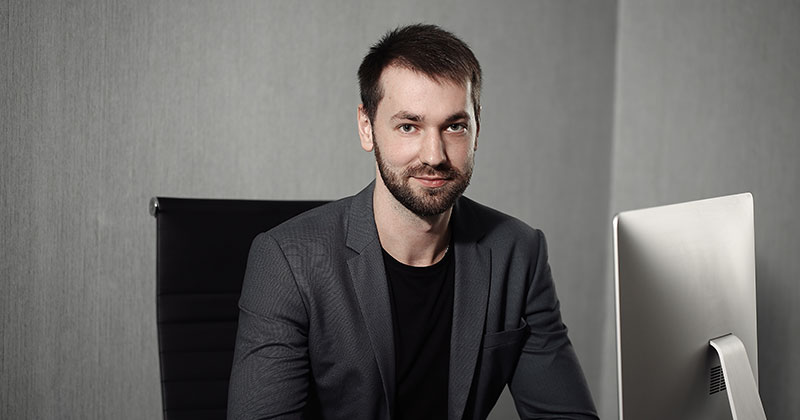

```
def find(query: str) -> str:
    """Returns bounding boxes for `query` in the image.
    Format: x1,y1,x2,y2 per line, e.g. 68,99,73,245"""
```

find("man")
228,24,597,419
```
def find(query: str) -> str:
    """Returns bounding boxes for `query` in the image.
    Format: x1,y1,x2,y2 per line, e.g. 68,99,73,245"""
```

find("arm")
508,230,599,420
228,233,311,420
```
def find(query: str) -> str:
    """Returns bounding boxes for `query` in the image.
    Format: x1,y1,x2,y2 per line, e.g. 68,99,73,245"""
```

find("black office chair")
150,197,327,420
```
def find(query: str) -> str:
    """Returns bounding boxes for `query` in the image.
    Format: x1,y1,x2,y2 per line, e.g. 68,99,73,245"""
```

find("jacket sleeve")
508,230,599,420
228,232,311,420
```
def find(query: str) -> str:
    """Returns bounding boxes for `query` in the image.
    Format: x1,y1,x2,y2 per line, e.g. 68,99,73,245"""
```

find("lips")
405,165,458,189
412,176,450,188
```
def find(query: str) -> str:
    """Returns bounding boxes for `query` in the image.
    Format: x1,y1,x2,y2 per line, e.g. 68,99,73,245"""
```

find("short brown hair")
357,24,482,124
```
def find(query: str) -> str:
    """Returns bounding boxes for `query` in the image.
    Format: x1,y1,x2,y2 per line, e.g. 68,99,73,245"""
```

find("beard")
374,140,473,217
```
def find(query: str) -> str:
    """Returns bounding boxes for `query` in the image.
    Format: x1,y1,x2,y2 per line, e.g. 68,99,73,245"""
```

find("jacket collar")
345,182,491,420
345,181,380,253
448,196,491,420
345,182,396,417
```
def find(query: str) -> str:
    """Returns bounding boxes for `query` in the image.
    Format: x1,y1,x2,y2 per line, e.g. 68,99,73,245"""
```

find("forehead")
376,65,473,118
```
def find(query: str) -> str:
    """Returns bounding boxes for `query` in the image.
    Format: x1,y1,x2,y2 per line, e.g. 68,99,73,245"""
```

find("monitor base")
709,334,767,420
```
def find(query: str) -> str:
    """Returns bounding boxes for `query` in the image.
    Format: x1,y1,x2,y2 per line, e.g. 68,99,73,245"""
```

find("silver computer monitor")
613,193,766,420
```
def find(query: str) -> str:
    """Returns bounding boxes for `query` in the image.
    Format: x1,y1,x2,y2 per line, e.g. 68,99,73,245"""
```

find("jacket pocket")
468,319,531,419
482,318,529,349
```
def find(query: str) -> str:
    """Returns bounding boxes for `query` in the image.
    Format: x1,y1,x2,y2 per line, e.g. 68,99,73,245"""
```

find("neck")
372,177,453,267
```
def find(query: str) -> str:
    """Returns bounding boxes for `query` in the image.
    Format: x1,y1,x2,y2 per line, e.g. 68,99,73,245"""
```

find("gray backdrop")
610,1,800,419
2,1,797,419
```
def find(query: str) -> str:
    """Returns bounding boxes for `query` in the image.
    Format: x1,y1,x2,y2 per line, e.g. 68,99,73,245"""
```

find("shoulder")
256,195,354,251
272,196,351,236
456,195,545,251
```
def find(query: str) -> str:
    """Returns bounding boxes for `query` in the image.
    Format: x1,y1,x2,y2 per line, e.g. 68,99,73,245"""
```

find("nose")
419,130,447,167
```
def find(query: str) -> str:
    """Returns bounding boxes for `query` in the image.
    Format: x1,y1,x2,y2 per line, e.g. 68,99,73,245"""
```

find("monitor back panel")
614,193,757,420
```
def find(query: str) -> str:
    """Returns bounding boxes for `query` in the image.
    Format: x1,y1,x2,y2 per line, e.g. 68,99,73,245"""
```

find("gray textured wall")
610,1,800,419
1,1,617,419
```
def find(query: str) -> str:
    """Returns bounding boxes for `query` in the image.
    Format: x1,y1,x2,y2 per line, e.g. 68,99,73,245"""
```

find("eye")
446,123,467,133
398,124,416,134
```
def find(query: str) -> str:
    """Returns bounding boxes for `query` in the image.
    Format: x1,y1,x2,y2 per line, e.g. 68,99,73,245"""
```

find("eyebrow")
390,111,423,122
390,111,470,123
443,111,470,124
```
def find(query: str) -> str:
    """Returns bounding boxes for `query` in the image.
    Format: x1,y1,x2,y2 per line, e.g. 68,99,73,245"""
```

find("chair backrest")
151,197,327,420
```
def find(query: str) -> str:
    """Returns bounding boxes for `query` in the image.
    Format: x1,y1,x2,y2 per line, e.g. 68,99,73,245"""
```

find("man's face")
358,65,478,217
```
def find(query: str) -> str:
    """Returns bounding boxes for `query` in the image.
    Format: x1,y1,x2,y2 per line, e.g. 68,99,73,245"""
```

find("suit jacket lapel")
449,198,491,420
343,185,490,420
345,182,396,417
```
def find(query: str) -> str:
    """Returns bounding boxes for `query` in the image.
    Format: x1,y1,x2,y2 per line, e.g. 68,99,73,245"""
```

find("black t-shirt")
382,246,455,420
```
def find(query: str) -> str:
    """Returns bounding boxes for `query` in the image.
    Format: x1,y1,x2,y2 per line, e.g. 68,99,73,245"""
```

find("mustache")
404,164,460,179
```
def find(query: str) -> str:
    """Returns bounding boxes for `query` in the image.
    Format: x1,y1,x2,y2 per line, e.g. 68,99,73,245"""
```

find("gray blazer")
228,183,597,420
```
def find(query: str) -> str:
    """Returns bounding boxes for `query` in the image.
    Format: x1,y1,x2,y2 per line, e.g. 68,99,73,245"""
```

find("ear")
357,104,374,152
474,118,480,151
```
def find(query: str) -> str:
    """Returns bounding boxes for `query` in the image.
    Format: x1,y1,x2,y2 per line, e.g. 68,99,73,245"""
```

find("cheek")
377,137,418,164
391,149,420,167
448,141,475,164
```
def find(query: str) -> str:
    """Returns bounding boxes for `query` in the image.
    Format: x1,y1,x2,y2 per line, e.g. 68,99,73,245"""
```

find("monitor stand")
709,334,767,420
